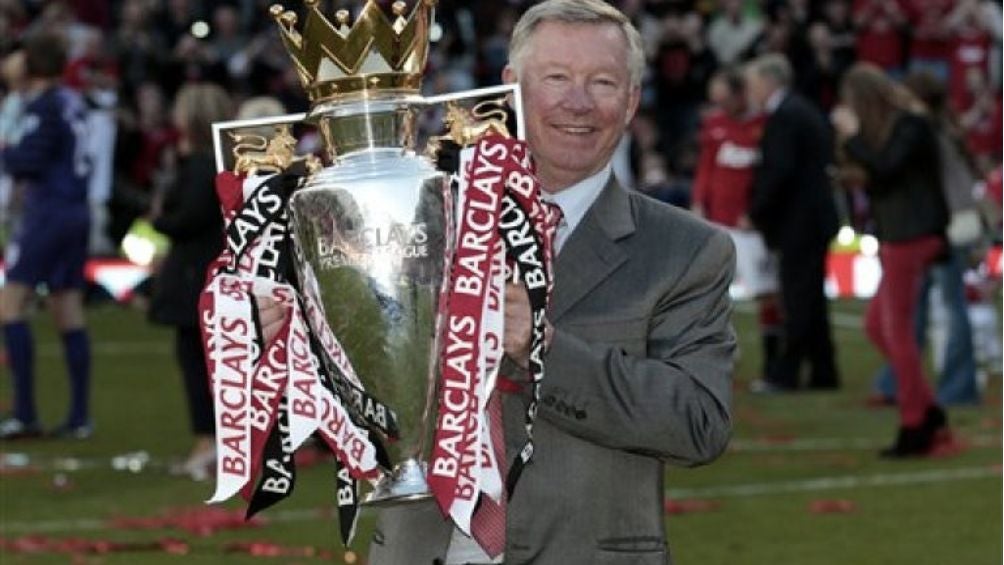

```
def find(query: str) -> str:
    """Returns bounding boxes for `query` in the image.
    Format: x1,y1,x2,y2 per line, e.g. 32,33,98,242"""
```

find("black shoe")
880,405,948,459
922,405,947,433
880,425,933,458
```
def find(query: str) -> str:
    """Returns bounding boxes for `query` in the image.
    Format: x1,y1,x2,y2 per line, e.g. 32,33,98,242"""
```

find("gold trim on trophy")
425,98,511,160
229,124,322,176
269,0,437,104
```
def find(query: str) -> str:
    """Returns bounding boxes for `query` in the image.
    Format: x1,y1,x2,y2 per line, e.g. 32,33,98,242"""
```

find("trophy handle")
211,112,307,174
423,83,525,140
228,124,323,177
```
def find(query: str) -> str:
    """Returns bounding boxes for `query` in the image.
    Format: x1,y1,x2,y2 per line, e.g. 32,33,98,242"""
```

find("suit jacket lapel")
549,176,635,322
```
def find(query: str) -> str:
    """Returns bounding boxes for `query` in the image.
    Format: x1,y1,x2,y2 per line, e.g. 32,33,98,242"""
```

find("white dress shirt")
546,162,613,253
765,88,788,115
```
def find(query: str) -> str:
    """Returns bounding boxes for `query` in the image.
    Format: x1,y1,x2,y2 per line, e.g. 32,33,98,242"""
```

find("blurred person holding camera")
833,63,952,457
148,82,231,479
0,32,93,440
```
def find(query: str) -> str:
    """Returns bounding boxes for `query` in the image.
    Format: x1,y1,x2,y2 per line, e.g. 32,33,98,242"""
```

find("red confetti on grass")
663,499,721,514
808,499,856,514
0,535,189,556
926,432,968,458
108,506,264,536
0,466,39,477
979,417,1001,430
224,541,331,558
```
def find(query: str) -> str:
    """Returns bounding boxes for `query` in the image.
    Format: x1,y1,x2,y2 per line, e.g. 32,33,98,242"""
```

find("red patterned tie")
470,391,507,557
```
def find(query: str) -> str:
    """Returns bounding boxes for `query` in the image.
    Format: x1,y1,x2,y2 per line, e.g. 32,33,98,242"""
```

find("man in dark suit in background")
746,53,841,391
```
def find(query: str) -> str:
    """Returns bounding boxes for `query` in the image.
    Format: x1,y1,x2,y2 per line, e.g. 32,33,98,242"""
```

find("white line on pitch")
0,507,323,535
730,434,1000,452
665,466,1000,499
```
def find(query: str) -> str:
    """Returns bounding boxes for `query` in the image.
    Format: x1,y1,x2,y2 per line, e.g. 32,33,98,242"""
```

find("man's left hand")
504,282,553,369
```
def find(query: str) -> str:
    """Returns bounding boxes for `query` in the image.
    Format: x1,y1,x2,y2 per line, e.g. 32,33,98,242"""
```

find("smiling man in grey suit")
369,1,736,563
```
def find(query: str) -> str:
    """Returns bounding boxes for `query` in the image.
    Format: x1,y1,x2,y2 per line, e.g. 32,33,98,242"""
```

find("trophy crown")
270,0,436,104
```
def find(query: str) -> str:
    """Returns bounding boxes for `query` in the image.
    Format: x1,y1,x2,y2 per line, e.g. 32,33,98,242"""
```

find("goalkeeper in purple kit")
1,32,93,439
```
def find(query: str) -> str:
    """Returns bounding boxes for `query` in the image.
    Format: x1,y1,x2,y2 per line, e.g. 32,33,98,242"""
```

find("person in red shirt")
985,167,1003,208
905,0,954,81
959,71,1003,173
946,0,994,113
852,0,908,73
692,68,781,382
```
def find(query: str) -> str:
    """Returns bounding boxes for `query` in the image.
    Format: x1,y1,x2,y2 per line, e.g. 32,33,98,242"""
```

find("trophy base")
361,458,432,506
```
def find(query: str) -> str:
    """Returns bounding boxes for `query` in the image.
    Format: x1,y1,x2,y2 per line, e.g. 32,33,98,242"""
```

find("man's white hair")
508,0,645,88
746,53,793,88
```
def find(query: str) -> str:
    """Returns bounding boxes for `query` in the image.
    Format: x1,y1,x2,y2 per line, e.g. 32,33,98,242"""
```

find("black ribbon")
246,397,297,519
497,192,550,498
306,325,400,447
333,457,360,545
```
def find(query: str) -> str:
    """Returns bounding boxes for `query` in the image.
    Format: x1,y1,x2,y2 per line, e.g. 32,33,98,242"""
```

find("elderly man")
369,1,736,563
746,54,841,392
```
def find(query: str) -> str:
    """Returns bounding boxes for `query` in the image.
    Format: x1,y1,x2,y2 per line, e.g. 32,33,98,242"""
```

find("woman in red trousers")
832,63,952,457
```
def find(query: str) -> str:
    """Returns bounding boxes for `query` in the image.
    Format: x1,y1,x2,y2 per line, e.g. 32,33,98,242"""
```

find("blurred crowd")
0,0,1001,254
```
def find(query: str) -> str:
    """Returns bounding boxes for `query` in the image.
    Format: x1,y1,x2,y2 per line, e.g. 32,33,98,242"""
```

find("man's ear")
625,85,641,126
502,65,517,85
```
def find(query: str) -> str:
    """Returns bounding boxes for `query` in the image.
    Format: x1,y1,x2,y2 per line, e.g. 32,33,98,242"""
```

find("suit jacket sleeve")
538,229,735,467
749,109,796,230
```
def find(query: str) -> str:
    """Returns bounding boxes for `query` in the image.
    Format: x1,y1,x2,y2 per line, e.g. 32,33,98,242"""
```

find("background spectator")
148,82,231,481
852,0,907,74
870,70,984,407
747,53,841,393
1,31,94,440
834,63,951,456
707,0,762,66
692,68,781,382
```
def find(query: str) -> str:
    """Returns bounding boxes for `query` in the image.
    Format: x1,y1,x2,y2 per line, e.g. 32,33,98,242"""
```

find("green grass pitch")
1,299,1000,564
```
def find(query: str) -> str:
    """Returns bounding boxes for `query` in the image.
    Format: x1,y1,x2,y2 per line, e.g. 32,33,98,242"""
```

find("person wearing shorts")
1,32,93,439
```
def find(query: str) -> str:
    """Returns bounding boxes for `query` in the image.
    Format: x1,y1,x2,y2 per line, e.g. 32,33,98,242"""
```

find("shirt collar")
765,88,787,114
545,163,612,237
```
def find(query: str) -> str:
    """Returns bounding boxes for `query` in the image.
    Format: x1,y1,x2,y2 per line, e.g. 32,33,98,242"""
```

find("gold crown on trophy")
269,0,436,104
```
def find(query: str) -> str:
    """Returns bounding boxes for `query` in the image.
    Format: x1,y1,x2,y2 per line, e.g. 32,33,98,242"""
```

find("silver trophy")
209,0,521,505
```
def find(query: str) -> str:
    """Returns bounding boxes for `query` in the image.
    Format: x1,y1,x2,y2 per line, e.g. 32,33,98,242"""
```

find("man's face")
504,21,640,192
744,69,771,112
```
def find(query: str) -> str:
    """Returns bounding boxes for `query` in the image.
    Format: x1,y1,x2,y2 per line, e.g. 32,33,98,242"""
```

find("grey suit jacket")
369,178,736,564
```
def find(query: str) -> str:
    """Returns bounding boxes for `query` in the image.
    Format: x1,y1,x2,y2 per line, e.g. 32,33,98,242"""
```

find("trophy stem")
311,99,420,162
362,459,432,506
